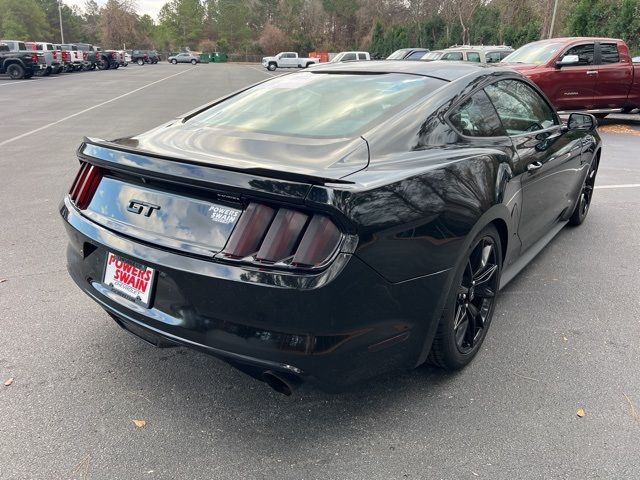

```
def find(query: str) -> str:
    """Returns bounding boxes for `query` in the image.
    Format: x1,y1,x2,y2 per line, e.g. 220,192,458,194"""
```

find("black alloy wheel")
7,63,25,80
569,157,598,226
429,225,502,369
453,237,500,354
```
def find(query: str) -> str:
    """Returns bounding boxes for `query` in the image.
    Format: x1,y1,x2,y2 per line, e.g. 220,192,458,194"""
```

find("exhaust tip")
262,370,299,396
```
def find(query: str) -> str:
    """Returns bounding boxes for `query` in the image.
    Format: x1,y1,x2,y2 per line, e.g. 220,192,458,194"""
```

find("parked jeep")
0,43,40,79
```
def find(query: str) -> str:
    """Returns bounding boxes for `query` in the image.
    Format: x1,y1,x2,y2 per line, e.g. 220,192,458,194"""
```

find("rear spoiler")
78,138,354,205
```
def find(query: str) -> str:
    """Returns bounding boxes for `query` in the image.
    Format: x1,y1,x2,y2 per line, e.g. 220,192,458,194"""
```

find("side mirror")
567,113,596,131
555,54,580,68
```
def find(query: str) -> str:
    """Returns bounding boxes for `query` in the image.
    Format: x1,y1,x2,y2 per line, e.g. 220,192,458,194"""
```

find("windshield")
501,42,563,65
188,72,445,138
387,49,409,60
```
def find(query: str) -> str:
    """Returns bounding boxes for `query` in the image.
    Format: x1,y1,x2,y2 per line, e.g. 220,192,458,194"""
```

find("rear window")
189,72,445,138
600,43,620,64
467,52,481,62
442,52,464,61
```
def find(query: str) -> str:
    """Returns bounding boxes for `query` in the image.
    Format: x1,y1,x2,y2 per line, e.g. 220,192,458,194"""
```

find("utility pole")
58,0,65,44
549,0,559,39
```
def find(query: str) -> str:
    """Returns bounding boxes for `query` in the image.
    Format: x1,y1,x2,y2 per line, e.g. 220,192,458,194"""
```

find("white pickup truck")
261,52,319,71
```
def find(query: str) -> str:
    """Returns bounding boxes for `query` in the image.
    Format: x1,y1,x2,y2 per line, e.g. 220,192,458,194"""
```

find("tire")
55,66,63,74
568,155,599,226
7,63,25,80
305,62,313,68
191,59,197,65
43,67,51,76
137,58,144,66
428,224,503,370
97,60,107,70
171,59,177,64
267,62,276,71
113,63,119,69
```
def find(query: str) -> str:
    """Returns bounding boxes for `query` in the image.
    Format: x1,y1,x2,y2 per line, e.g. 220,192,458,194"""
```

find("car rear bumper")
60,197,451,390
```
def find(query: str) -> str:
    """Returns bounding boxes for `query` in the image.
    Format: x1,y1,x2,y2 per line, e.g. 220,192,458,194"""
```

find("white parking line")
0,80,32,87
0,67,197,148
595,183,640,189
245,65,282,77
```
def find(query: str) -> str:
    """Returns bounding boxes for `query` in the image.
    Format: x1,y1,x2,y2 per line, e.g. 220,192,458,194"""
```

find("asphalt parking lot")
1,63,639,479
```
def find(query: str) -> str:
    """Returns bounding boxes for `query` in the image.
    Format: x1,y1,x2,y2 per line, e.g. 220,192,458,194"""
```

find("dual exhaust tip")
262,370,300,396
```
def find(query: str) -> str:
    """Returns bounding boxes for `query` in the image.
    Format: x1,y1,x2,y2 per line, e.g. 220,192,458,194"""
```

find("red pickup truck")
502,37,640,116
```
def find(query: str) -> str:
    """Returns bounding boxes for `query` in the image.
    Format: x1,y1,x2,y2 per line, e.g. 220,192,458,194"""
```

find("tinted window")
485,52,502,63
564,43,595,65
406,51,426,60
189,72,445,138
342,53,357,61
466,52,481,62
18,42,26,50
600,43,620,64
449,91,506,137
485,80,556,135
358,53,367,60
442,52,463,61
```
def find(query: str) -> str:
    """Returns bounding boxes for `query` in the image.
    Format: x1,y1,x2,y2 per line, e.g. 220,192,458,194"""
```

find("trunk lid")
116,122,370,181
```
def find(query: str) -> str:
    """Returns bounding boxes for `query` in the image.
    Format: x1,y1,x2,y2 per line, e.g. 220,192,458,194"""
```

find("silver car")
168,52,200,65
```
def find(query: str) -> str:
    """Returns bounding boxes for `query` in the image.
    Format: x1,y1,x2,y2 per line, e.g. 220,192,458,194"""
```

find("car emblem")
127,199,160,217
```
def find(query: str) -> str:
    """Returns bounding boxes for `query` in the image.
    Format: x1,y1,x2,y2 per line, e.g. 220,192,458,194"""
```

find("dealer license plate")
103,252,156,307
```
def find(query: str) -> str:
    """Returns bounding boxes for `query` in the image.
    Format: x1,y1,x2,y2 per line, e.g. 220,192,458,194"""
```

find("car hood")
109,121,370,181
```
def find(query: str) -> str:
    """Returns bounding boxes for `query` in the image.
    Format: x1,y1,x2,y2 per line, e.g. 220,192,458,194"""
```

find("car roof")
526,37,622,44
308,60,492,82
444,45,512,51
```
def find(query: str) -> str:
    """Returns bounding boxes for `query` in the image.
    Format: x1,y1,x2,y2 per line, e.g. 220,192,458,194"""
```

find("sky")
65,0,165,20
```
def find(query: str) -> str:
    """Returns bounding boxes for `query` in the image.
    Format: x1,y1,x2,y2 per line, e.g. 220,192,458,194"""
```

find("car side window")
467,52,481,62
406,51,426,60
449,90,506,137
358,53,366,60
564,43,595,65
485,52,501,63
485,80,557,135
442,52,463,61
600,43,620,64
343,53,356,61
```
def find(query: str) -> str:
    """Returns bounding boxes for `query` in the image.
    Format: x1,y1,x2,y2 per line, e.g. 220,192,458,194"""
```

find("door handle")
586,70,598,75
527,161,543,172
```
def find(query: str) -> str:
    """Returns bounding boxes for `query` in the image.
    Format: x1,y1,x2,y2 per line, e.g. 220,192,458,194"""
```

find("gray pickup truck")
0,42,40,79
1,39,47,76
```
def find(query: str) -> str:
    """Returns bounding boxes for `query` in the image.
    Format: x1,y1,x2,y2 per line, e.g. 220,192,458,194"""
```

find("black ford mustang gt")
61,61,601,394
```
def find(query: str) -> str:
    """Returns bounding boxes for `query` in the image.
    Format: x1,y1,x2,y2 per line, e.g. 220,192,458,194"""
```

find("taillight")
69,163,102,209
52,50,57,60
31,53,38,63
221,202,342,269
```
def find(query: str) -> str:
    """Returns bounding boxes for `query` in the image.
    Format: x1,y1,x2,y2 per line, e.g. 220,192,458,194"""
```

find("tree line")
0,0,638,56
